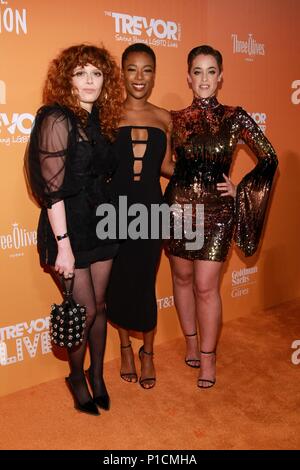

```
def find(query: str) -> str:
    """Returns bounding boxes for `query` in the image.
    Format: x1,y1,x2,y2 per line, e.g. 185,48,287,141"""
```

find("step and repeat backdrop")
0,0,299,396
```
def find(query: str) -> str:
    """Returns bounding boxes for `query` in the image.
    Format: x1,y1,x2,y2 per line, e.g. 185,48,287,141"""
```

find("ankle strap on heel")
143,349,154,356
121,341,132,349
200,350,216,355
139,345,154,357
185,332,197,337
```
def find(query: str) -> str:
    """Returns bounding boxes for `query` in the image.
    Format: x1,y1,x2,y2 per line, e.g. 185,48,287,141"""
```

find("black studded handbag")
50,276,86,348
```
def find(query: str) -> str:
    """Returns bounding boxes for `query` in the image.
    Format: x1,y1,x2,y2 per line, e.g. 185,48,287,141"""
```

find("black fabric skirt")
106,237,162,332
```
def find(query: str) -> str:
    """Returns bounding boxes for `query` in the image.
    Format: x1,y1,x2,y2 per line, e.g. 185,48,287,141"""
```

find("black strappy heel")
184,333,201,368
120,342,138,383
197,350,216,389
138,346,156,389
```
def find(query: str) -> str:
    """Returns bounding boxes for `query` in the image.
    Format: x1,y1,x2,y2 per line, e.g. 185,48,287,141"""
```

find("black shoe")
85,369,111,411
197,351,216,389
138,346,156,390
65,376,100,416
94,393,110,411
120,342,138,383
184,333,201,369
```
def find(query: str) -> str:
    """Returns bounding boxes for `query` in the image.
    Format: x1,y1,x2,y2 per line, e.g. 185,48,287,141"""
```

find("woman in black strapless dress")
106,43,173,389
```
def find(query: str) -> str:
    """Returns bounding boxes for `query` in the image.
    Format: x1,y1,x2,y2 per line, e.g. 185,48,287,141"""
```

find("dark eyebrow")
126,64,153,69
193,66,217,71
73,66,101,71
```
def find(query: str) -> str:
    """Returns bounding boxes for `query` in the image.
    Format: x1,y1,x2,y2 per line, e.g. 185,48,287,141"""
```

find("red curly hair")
42,44,123,141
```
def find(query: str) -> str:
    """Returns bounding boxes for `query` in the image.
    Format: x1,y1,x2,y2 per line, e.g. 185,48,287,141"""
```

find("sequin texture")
165,96,278,261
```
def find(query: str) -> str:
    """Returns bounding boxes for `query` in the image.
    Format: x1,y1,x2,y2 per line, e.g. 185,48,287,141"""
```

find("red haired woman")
26,44,123,415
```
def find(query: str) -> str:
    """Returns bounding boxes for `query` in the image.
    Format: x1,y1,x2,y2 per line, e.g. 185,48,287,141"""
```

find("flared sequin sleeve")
234,108,278,256
26,105,80,208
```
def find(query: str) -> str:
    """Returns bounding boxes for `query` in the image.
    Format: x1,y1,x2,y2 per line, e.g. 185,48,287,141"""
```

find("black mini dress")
27,104,118,268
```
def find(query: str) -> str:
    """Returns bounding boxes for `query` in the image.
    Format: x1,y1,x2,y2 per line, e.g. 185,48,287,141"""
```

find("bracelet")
56,233,69,241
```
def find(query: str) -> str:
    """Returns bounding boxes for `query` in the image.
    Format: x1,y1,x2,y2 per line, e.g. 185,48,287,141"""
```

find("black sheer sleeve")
27,106,80,208
234,108,278,256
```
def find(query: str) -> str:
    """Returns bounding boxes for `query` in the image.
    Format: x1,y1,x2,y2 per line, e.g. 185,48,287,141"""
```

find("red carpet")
0,298,299,450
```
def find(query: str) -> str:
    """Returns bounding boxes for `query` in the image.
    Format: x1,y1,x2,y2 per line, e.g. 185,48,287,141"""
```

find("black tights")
52,259,113,403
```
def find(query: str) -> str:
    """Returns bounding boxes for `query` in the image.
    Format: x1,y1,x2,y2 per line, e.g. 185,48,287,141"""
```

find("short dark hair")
121,43,156,70
187,45,223,73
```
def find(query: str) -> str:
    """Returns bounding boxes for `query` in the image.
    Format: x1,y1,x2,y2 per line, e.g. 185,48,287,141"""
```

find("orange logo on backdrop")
231,266,258,299
291,80,300,105
0,1,27,35
231,33,265,62
0,82,34,146
0,223,37,259
103,9,181,48
0,317,51,367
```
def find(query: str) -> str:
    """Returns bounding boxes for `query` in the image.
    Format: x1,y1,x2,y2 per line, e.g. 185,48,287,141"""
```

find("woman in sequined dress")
165,45,278,388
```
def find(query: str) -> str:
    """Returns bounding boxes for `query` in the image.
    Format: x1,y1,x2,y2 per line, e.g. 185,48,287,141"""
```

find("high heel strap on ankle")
138,346,156,390
198,351,216,389
185,334,200,368
120,341,137,384
139,345,153,357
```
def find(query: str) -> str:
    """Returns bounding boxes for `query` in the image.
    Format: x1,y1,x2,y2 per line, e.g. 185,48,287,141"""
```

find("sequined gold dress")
165,96,278,261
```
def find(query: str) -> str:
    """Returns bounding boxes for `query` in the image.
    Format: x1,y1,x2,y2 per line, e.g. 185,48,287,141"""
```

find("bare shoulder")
149,103,172,130
149,103,170,118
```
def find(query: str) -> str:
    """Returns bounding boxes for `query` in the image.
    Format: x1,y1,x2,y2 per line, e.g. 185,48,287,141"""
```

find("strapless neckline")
118,125,166,136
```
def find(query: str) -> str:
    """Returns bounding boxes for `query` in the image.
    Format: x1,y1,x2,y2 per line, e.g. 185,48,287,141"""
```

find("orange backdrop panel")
0,0,299,396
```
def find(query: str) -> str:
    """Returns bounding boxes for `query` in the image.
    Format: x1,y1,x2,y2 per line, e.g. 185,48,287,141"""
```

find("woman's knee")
84,304,98,328
193,281,219,300
172,269,194,288
95,299,106,315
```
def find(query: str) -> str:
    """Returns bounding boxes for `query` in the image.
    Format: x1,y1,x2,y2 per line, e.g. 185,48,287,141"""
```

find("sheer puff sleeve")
234,108,278,257
27,105,80,208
